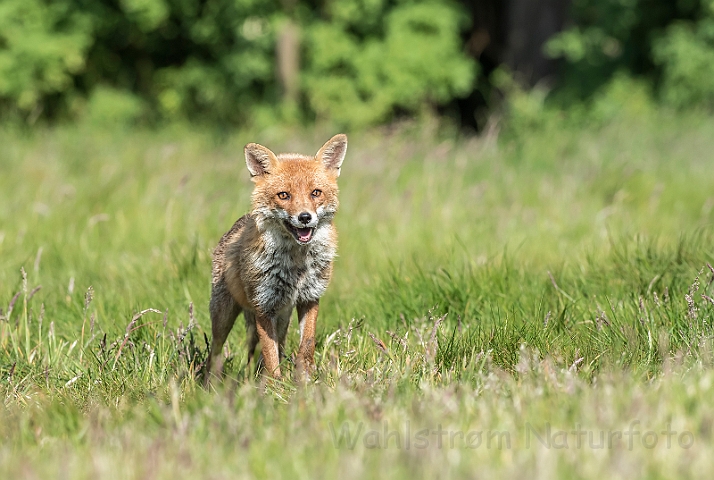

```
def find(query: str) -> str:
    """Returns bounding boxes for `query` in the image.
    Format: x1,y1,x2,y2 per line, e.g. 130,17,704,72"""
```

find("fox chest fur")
220,215,336,315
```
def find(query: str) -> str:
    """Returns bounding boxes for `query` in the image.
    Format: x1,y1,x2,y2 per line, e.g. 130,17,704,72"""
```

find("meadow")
2,111,714,478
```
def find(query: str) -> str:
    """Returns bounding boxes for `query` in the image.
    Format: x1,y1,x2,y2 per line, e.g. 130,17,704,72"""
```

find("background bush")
3,0,714,127
0,0,92,120
652,3,714,109
546,0,714,110
303,1,476,127
0,0,476,128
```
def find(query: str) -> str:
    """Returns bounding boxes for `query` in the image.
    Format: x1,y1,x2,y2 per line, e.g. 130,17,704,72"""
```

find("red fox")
207,134,348,381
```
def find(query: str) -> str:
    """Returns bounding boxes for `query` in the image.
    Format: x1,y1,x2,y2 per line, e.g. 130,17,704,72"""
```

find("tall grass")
1,112,714,477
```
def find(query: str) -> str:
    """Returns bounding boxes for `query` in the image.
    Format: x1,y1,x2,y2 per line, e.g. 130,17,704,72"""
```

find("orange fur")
206,134,347,382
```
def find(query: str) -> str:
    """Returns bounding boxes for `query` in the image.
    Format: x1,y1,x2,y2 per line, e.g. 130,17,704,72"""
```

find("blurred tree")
2,0,714,127
450,0,568,129
0,0,478,127
545,0,703,103
303,0,477,127
652,2,714,109
81,0,283,123
0,0,92,122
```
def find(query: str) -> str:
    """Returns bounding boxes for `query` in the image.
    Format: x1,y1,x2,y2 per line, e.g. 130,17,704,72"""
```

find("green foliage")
0,0,476,127
89,0,283,124
0,0,92,117
546,0,714,108
84,86,147,126
653,7,714,109
497,70,656,139
120,0,170,32
150,1,281,123
588,72,655,120
6,0,714,126
491,67,556,135
544,0,651,100
304,1,477,127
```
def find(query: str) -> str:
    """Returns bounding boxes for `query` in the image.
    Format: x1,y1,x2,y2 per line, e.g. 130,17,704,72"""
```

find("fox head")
244,134,347,246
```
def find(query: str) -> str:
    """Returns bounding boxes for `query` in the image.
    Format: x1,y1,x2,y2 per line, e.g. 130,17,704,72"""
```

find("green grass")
2,112,714,478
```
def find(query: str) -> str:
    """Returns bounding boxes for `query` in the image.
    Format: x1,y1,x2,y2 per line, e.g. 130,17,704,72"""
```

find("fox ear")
316,134,347,177
245,143,278,178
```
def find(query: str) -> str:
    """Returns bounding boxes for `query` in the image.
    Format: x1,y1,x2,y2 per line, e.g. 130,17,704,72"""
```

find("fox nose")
298,212,312,225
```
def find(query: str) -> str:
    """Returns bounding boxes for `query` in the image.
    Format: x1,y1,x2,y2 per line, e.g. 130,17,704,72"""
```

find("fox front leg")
255,312,282,379
296,301,319,376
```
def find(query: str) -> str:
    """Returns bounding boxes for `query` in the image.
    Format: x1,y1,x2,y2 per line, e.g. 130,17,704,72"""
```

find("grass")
2,110,714,478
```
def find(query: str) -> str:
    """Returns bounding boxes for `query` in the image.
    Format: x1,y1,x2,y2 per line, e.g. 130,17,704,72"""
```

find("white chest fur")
250,226,335,313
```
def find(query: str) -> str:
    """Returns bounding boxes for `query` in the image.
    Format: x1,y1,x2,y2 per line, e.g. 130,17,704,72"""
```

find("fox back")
207,134,347,381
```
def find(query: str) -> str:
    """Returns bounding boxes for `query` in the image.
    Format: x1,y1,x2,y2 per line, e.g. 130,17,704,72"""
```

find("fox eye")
277,192,290,200
311,189,322,198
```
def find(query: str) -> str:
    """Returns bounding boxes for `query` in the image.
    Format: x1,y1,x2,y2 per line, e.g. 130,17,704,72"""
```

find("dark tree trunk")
450,0,571,130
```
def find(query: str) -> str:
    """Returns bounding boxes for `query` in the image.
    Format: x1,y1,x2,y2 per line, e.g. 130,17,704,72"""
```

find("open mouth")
284,221,314,244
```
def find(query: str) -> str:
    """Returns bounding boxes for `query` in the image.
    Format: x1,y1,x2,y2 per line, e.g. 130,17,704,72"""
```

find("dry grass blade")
6,291,21,320
113,308,163,368
426,313,446,362
548,270,575,302
569,349,585,372
126,308,163,335
27,286,42,302
368,332,389,356
596,308,611,330
33,247,43,272
386,330,408,352
686,293,697,320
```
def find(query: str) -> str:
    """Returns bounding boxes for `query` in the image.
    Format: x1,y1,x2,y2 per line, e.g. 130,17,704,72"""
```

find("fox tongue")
297,227,312,242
